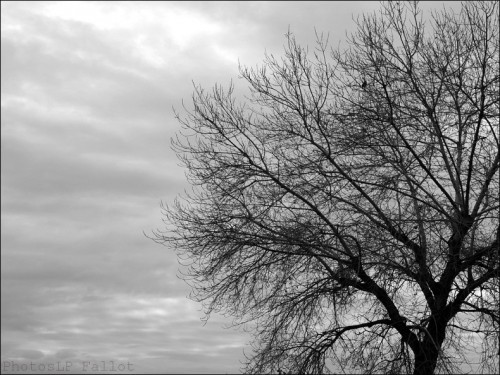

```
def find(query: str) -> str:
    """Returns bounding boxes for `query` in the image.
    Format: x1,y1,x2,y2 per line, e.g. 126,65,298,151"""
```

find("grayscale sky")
1,2,462,374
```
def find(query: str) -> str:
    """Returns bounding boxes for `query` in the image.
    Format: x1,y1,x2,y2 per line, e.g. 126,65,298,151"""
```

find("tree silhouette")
152,2,499,374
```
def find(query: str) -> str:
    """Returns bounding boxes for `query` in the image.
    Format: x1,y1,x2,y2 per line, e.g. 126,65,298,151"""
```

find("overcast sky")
1,2,462,374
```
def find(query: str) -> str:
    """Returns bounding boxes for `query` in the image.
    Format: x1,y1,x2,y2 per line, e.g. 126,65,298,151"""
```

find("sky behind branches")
1,1,463,373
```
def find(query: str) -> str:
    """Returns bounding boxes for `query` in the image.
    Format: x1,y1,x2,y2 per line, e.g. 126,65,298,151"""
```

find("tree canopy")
153,1,499,374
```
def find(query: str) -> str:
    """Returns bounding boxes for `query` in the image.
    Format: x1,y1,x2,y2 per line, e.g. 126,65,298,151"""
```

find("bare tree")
152,1,499,374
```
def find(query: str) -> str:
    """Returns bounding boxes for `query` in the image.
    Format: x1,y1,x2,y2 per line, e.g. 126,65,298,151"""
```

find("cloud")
1,287,248,373
2,1,464,373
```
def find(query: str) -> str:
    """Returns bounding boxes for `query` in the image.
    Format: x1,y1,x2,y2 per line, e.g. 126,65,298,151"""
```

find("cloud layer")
1,1,461,373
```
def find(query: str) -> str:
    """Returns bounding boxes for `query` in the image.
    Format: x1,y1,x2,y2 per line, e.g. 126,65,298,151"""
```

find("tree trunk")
413,347,439,375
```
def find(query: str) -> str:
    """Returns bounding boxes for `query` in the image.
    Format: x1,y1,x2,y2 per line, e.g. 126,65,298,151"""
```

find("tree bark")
413,315,448,375
413,346,439,375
